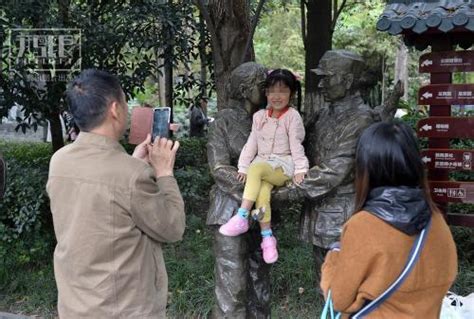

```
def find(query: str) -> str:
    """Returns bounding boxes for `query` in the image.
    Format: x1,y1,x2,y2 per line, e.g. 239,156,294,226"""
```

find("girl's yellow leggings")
242,162,290,223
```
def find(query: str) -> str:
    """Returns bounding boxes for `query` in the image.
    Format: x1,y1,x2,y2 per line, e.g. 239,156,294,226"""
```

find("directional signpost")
418,50,474,228
417,117,474,138
419,50,474,73
421,149,473,171
418,84,474,105
430,182,474,204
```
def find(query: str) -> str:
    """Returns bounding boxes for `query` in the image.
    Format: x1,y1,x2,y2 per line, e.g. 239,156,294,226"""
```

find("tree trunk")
381,55,386,105
198,13,208,97
48,0,70,152
157,57,166,107
165,0,174,124
304,0,332,96
196,0,254,110
164,51,173,123
49,112,65,152
394,40,408,101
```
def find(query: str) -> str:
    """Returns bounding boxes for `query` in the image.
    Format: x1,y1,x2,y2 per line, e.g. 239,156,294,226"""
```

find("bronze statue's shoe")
219,214,249,236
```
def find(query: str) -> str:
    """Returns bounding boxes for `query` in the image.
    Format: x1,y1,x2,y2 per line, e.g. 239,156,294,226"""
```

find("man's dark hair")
66,69,124,131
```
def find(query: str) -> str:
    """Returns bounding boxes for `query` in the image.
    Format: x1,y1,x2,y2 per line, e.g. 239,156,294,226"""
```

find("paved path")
0,313,33,319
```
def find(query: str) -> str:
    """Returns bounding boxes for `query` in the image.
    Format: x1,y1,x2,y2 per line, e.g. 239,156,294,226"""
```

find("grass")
0,207,325,318
450,226,474,296
164,206,324,318
1,209,472,318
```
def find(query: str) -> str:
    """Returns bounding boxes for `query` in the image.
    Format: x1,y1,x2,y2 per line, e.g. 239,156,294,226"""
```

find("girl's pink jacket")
238,107,309,176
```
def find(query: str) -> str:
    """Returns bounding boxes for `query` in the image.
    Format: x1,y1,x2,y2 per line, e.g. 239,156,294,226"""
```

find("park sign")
419,50,474,73
421,149,472,171
429,181,474,204
418,84,474,105
417,117,474,138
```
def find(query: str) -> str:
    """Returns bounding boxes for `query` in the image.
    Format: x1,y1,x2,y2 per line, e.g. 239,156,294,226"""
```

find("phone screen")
152,107,170,140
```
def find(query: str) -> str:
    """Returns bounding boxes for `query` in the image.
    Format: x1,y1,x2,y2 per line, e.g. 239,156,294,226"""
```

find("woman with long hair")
320,121,458,318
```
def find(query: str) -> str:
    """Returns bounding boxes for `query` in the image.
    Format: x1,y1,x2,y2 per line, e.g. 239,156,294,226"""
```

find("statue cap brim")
311,68,333,76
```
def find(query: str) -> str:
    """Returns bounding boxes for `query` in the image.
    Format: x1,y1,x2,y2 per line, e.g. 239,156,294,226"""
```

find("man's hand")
132,134,152,162
237,172,247,183
147,137,180,178
293,172,305,185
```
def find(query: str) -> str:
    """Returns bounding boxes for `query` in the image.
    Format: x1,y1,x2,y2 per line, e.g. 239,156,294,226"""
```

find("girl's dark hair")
265,69,302,112
354,121,437,214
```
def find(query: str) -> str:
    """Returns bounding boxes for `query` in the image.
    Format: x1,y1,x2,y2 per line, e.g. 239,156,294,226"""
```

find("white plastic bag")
440,292,474,319
462,293,474,318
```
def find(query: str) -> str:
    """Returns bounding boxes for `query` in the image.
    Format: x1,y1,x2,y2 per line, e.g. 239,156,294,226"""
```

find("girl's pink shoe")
261,236,278,264
219,214,249,236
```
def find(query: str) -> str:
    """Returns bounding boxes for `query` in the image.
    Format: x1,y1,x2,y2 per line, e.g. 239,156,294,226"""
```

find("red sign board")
447,214,474,228
419,50,474,73
429,181,474,204
129,107,153,145
417,117,474,138
418,84,474,105
421,149,473,170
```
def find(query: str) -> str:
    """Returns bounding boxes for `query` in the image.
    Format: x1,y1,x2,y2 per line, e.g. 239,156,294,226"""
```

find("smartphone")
151,107,171,141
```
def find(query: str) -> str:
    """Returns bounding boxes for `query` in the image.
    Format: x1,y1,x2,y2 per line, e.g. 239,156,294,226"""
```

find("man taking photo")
47,69,185,318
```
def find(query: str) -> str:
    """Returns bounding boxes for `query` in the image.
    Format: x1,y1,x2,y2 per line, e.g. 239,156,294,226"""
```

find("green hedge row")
0,138,211,245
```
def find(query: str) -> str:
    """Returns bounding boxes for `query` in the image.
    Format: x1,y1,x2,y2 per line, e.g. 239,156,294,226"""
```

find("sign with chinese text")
418,84,474,105
419,50,474,73
430,182,474,204
421,149,472,170
417,117,474,138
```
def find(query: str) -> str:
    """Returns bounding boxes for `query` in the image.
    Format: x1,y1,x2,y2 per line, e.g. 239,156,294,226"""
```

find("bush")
175,166,212,216
0,138,211,316
0,141,52,165
0,138,210,244
174,137,208,168
0,141,51,243
120,137,208,169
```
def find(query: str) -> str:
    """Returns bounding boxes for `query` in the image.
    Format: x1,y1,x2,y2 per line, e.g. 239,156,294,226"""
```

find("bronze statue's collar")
328,92,364,113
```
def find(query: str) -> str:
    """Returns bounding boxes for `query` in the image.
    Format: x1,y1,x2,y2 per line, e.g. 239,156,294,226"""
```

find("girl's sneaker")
261,236,278,264
219,214,249,236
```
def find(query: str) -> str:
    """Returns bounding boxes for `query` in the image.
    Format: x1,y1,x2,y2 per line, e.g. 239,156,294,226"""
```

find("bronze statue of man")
207,62,271,318
276,50,381,284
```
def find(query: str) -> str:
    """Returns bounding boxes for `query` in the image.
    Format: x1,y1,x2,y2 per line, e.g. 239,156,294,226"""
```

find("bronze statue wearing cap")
275,49,401,286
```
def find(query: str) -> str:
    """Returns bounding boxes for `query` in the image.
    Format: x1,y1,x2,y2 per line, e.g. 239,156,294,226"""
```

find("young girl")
219,69,309,264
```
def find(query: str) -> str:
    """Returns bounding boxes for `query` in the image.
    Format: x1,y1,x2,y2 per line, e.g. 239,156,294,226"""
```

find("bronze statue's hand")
237,172,247,183
273,186,290,202
293,173,306,185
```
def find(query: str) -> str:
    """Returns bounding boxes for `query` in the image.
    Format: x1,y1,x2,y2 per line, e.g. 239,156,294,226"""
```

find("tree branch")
240,0,266,64
194,0,219,59
301,0,307,50
330,0,347,32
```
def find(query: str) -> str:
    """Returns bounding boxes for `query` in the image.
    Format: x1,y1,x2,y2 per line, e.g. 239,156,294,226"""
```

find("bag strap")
321,290,341,319
351,218,432,318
